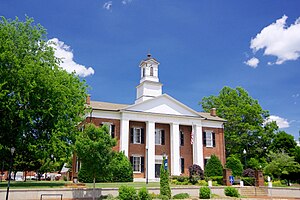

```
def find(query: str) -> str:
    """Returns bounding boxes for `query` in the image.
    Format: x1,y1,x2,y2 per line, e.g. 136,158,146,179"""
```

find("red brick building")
73,54,226,181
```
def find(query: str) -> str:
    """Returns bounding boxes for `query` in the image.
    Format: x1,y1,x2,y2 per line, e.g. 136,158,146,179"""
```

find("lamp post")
6,147,15,200
243,149,247,168
146,147,148,184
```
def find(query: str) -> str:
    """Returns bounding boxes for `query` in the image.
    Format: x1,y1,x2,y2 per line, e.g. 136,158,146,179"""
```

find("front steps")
240,187,268,197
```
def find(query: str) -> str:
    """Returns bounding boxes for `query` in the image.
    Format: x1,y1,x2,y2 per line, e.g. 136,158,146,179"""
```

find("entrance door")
155,164,161,178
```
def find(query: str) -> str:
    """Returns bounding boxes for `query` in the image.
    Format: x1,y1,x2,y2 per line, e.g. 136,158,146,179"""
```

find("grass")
0,180,160,189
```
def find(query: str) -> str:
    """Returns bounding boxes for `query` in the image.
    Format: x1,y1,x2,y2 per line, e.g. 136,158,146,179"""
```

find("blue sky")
1,0,300,140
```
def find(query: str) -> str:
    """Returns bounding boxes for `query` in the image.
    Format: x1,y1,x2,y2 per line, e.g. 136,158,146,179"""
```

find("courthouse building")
73,54,226,181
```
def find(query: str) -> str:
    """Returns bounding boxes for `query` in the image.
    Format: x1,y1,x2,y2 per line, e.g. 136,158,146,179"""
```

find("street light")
243,149,247,168
6,147,15,200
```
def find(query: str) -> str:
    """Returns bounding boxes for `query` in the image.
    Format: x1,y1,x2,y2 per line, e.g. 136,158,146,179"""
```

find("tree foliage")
0,16,87,172
264,151,300,181
269,131,297,156
75,124,116,183
204,154,223,177
201,86,274,161
160,157,171,199
225,155,243,177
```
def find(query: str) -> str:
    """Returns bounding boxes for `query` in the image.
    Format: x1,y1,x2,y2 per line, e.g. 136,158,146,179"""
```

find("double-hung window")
155,129,165,145
130,127,144,144
180,130,184,146
101,122,115,138
130,156,145,173
203,131,216,147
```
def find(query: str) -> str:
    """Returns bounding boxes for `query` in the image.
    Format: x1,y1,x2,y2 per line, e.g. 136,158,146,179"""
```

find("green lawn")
0,181,161,189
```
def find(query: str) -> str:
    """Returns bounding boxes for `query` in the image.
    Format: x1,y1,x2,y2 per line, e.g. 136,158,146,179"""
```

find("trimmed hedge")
224,186,239,197
199,186,211,199
119,185,138,200
173,193,190,199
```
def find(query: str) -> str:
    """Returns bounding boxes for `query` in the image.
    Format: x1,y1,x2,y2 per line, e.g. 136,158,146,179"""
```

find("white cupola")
135,53,163,104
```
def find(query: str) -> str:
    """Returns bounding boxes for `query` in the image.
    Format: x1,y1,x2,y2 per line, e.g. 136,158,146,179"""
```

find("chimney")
86,94,91,105
210,108,216,117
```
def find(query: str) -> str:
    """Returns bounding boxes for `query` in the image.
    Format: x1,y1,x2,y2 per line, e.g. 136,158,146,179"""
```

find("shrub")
241,177,255,186
173,193,190,199
63,175,67,181
189,164,204,184
199,186,211,199
204,155,223,177
224,187,239,197
197,180,208,186
138,187,151,200
242,168,255,177
78,164,93,183
118,185,138,200
110,152,133,182
206,176,223,185
160,158,171,199
225,156,243,176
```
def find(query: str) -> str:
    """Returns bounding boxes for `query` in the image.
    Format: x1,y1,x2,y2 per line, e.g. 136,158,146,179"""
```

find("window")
150,67,153,76
101,123,115,138
142,68,145,77
204,157,210,167
180,158,185,174
130,156,144,173
155,129,165,145
180,130,184,146
203,131,216,147
130,128,144,144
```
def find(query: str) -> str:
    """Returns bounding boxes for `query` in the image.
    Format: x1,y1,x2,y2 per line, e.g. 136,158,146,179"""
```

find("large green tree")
269,131,297,156
75,124,116,200
264,152,300,184
201,86,273,161
0,16,87,173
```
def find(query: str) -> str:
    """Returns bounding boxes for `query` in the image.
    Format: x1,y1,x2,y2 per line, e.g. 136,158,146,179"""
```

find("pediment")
124,94,200,117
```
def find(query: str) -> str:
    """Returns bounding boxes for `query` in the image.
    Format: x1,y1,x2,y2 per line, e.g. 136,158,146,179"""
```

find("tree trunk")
93,177,95,200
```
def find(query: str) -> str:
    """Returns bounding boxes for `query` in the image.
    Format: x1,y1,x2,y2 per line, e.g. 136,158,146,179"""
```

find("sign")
164,159,168,170
229,175,234,185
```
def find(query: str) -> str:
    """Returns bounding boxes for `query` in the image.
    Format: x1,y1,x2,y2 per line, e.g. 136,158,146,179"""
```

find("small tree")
204,154,223,177
75,124,116,200
225,155,243,176
160,157,171,199
189,164,204,184
110,151,133,182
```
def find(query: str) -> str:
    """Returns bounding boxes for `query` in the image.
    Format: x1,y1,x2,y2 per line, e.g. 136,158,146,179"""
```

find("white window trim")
132,155,142,173
102,122,114,137
205,131,213,148
155,129,163,145
133,127,142,144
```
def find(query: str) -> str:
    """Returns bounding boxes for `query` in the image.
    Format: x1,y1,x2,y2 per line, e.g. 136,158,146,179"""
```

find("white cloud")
103,1,112,10
292,93,299,98
265,115,290,128
122,0,132,5
244,57,259,68
48,38,94,77
250,15,300,65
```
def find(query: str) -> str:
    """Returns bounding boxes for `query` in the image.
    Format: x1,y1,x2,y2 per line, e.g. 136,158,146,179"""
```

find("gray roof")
198,112,226,122
89,101,129,111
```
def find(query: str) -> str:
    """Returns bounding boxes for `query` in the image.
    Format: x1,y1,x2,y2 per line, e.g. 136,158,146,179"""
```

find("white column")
170,123,181,176
120,119,129,157
193,124,204,169
146,121,155,180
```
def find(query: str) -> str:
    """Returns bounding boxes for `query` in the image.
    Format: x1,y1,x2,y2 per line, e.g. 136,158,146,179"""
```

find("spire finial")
147,50,151,58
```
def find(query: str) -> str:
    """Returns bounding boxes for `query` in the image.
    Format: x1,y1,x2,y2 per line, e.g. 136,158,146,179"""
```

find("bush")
78,164,93,183
160,158,171,199
224,187,239,197
199,186,211,199
242,168,255,177
241,177,255,186
206,176,223,185
197,180,208,186
118,185,138,200
204,155,223,177
173,193,190,199
138,187,151,200
189,164,204,184
158,195,169,200
225,156,243,176
110,152,133,182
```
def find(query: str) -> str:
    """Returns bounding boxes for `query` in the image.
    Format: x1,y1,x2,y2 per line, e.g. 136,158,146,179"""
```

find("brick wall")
129,121,146,178
202,127,226,166
179,125,193,176
155,123,171,172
